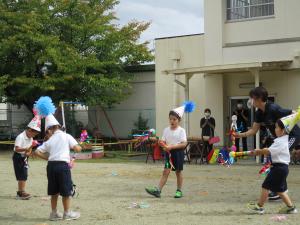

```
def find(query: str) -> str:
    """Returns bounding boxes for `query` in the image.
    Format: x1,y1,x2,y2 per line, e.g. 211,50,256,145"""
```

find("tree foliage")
0,0,153,109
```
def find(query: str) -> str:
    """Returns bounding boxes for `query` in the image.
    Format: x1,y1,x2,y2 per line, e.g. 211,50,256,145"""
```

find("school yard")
0,151,299,225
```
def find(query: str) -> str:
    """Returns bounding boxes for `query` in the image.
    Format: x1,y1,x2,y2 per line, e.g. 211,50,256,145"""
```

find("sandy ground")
1,151,300,225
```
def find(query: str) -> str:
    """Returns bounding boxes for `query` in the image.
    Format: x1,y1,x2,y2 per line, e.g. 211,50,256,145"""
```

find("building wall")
204,0,300,65
155,35,226,140
88,70,156,139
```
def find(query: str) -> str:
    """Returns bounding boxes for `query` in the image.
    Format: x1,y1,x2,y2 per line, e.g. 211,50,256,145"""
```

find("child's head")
169,110,181,129
25,128,39,138
275,119,286,137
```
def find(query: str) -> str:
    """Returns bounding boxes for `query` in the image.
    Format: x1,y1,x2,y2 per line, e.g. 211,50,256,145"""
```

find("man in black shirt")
237,87,300,200
233,100,249,152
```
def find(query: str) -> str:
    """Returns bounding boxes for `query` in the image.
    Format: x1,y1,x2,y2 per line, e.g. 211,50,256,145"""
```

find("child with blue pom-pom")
33,96,82,221
145,101,195,198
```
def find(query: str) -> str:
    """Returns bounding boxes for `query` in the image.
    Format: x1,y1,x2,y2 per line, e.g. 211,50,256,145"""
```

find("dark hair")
276,119,285,130
249,86,268,102
204,108,211,113
169,110,181,120
27,127,39,133
237,100,243,104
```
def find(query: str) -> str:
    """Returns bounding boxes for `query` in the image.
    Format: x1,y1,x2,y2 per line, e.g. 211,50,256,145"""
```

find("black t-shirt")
200,117,215,137
233,108,249,132
254,102,300,139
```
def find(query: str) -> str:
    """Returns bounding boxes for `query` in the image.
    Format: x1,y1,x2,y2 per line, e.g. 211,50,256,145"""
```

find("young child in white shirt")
248,119,297,214
13,127,39,199
35,114,82,221
145,101,195,198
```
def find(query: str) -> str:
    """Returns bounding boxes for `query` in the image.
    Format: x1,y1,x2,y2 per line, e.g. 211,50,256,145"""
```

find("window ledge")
226,15,275,23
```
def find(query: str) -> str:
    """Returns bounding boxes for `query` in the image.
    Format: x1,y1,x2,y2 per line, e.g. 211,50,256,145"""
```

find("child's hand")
163,145,172,151
25,148,32,157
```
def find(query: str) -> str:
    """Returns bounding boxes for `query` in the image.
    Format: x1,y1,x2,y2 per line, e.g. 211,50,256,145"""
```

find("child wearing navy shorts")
145,102,195,198
248,119,297,214
13,113,41,200
35,114,82,221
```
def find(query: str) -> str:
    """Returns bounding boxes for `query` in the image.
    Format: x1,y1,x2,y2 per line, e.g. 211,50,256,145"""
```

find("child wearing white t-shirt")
13,128,39,199
248,119,297,214
35,115,82,221
145,110,187,198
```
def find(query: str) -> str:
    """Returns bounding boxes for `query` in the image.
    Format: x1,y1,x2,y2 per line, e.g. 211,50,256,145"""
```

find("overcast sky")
115,0,204,48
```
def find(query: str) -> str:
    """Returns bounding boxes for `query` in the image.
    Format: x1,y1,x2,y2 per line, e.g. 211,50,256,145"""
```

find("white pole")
61,101,66,132
254,69,260,163
185,74,190,136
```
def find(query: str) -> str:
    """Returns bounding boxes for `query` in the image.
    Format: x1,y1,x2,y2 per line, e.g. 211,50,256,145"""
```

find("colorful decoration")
80,130,89,143
34,96,56,117
280,106,300,134
217,147,234,167
133,129,157,149
183,101,196,113
259,163,271,177
207,149,220,164
230,150,254,158
158,140,175,170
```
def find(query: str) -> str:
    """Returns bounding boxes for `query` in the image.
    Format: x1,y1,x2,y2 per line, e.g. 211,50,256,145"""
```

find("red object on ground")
153,143,162,160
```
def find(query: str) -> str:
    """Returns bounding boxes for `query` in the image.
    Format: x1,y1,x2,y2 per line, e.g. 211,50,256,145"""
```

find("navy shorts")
47,161,73,197
262,163,288,193
164,149,184,171
12,152,28,181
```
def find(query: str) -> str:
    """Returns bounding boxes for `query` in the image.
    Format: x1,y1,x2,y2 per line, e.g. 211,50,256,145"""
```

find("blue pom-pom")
183,101,196,113
34,96,56,117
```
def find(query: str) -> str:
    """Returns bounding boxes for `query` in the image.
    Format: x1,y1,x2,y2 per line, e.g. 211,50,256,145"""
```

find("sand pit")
0,151,299,225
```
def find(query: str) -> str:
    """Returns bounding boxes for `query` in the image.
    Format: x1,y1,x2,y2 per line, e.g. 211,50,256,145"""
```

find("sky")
115,0,204,48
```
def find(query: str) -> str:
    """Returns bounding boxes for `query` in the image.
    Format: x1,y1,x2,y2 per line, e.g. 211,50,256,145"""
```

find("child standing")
13,113,41,200
35,114,82,221
145,102,195,198
248,119,297,214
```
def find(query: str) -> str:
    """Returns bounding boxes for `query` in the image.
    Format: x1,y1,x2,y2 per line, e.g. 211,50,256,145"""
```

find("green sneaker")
174,190,183,198
278,205,298,214
145,187,161,198
247,202,265,214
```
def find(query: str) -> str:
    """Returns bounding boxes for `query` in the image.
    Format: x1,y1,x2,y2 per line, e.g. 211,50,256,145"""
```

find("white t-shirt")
161,126,187,146
14,131,33,156
37,130,78,163
269,135,290,165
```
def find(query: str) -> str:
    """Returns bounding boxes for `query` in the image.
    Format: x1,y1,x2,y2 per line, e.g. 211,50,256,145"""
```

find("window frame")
226,0,275,22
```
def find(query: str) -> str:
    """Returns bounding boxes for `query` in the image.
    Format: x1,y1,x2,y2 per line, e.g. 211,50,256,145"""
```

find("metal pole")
61,101,66,131
253,69,260,163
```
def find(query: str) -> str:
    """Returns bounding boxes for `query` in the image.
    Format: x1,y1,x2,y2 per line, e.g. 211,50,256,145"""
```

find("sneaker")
49,211,63,221
145,187,161,198
268,192,281,201
247,202,265,214
174,190,183,198
16,191,31,200
63,211,80,220
278,205,298,214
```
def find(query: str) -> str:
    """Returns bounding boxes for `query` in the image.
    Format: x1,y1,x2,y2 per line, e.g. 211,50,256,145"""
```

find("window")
0,103,7,120
227,0,274,21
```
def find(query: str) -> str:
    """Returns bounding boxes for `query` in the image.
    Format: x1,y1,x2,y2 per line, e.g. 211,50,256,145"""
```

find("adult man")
236,87,300,200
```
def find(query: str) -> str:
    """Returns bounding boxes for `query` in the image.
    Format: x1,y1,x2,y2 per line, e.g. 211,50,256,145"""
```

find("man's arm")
236,122,260,138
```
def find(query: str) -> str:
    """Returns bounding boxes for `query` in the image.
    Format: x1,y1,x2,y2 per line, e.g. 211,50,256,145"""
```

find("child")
34,113,82,221
248,119,297,214
13,115,40,200
145,102,194,198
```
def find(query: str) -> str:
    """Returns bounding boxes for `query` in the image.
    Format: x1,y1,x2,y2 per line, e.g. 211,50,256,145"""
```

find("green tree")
0,0,153,109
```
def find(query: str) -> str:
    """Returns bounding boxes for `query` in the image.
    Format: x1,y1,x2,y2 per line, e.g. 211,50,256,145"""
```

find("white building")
155,0,300,146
